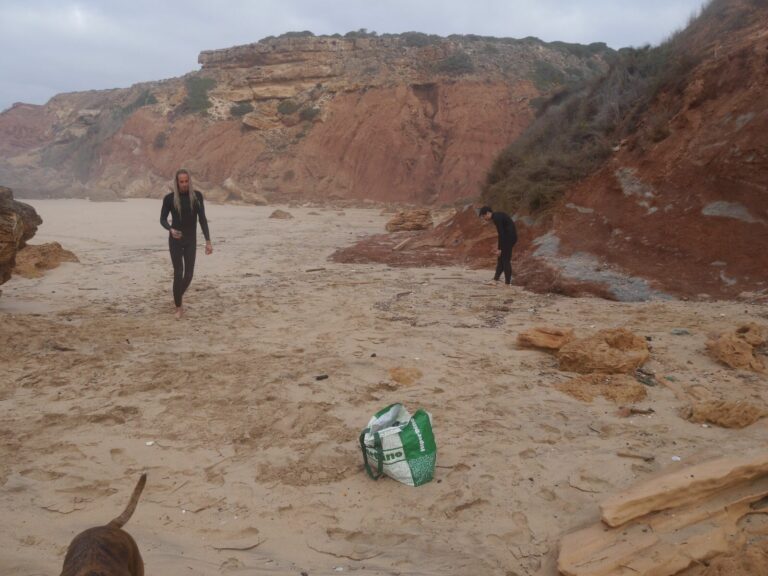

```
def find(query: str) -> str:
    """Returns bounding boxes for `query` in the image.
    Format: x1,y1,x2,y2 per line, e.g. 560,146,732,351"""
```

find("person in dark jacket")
479,205,517,285
160,168,213,319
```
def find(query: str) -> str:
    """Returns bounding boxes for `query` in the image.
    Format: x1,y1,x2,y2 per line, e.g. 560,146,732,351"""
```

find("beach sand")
1,199,766,575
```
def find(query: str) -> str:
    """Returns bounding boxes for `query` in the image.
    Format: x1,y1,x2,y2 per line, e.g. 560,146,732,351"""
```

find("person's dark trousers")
169,237,197,307
494,245,513,284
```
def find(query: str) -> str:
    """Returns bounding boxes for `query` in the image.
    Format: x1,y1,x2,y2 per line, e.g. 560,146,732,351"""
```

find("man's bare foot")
174,306,184,320
485,279,501,286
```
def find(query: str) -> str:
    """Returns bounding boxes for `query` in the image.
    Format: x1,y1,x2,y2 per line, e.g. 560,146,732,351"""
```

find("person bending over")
479,205,517,286
160,169,213,319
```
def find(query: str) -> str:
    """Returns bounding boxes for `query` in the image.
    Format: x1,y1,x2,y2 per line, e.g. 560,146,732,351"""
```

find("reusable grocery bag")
359,403,436,487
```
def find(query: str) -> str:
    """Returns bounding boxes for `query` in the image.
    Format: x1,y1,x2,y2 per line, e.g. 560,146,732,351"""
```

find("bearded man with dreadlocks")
160,168,213,319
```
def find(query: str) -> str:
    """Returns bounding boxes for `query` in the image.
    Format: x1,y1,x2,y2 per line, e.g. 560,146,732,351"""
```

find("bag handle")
359,429,385,480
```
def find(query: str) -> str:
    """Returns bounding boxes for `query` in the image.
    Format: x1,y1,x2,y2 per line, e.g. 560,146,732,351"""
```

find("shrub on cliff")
277,100,300,115
153,132,167,149
181,76,216,115
434,51,475,75
230,102,254,117
483,44,674,213
401,32,441,47
299,107,320,122
344,28,377,39
279,30,315,39
121,90,157,116
483,0,752,214
530,60,567,91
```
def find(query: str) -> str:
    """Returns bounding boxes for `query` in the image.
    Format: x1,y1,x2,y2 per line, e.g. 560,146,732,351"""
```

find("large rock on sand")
385,209,433,232
269,209,294,220
707,323,767,372
556,373,647,404
13,242,79,278
517,326,574,351
557,328,649,374
685,399,765,429
0,186,42,285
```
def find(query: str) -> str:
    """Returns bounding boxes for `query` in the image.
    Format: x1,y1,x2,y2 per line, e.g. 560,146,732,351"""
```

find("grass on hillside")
482,0,762,214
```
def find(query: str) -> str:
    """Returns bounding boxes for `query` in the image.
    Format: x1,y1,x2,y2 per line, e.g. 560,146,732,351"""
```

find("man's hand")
495,249,501,257
170,228,183,239
205,241,213,255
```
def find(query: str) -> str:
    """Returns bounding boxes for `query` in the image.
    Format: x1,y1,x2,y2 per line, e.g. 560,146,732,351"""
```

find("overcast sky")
0,0,708,112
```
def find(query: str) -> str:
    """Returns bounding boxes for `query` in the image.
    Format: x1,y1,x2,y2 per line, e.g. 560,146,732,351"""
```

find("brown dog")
60,473,147,576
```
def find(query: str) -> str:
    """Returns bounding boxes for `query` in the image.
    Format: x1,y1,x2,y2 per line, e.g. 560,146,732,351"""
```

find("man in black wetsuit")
479,205,517,286
160,169,212,319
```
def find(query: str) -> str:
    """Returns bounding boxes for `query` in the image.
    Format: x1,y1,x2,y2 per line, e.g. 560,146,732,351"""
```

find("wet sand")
1,199,766,575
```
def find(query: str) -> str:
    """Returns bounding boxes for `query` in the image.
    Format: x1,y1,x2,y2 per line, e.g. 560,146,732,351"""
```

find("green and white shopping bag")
359,403,437,487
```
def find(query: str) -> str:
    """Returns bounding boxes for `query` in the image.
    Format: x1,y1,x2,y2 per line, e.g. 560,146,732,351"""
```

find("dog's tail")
108,473,147,529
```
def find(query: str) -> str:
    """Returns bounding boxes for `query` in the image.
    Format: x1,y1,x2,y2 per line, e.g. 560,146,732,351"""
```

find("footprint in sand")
109,448,136,467
538,487,558,501
219,557,245,572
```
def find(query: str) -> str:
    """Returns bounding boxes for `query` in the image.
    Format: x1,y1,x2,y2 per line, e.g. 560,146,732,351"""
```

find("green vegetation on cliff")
482,0,765,214
181,76,216,115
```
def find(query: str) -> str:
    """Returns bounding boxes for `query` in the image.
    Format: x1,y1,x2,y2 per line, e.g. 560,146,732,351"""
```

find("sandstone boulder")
251,83,312,100
385,209,433,233
559,451,768,576
240,190,268,205
87,187,122,202
517,326,574,351
269,209,294,220
0,186,42,285
707,323,767,372
13,242,79,278
388,367,423,386
600,452,768,528
242,112,279,131
557,328,649,374
222,177,268,205
685,399,765,429
555,373,647,404
203,185,232,203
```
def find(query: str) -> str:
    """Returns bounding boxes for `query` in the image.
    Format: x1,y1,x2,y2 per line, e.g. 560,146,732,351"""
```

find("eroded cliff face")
333,1,768,301
548,1,768,299
0,34,611,203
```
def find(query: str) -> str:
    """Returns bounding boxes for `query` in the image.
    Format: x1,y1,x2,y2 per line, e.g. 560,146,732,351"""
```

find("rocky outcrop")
332,204,497,267
706,323,767,372
334,1,768,302
514,325,651,405
385,209,433,232
520,0,768,300
685,399,765,429
559,451,768,575
13,242,79,278
0,186,42,286
332,204,649,300
203,178,269,204
555,373,647,404
0,34,611,204
516,326,574,351
557,328,650,375
269,209,294,220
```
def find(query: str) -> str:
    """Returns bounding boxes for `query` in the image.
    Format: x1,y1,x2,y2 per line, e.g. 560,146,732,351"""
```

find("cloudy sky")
0,0,708,112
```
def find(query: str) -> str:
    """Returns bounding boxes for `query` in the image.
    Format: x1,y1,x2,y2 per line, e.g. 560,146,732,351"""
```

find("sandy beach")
1,199,766,576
